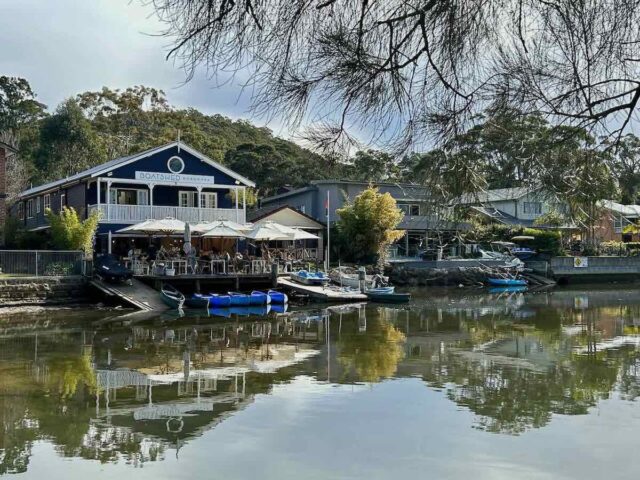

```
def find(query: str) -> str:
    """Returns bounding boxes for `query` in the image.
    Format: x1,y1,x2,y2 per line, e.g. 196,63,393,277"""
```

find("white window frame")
199,192,218,209
398,203,421,216
36,196,41,214
109,187,149,205
167,156,185,174
179,190,198,208
60,193,66,210
43,194,51,211
26,200,34,218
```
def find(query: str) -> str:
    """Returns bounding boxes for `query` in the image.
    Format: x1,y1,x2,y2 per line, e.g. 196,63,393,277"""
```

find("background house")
259,180,465,257
458,187,570,227
10,142,255,253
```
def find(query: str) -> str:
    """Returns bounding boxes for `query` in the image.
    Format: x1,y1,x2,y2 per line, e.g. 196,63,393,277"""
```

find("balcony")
88,204,246,224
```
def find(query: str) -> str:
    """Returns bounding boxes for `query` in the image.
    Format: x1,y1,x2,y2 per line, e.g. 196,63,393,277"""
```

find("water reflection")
1,288,640,475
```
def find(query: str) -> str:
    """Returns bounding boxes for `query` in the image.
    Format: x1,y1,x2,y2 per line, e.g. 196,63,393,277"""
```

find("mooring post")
358,267,366,293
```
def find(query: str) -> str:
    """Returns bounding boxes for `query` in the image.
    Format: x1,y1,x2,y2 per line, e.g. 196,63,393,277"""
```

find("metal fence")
0,250,86,277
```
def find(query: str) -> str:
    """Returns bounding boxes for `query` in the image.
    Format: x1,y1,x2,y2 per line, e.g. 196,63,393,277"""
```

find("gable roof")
599,199,640,218
247,205,325,229
17,141,255,199
470,206,535,226
459,186,539,205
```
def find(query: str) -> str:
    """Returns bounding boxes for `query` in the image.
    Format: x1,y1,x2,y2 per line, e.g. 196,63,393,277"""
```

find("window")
398,203,421,216
523,202,542,215
27,199,34,218
167,156,185,174
17,202,24,220
43,194,51,211
60,193,66,210
109,188,149,205
36,196,41,214
179,191,198,208
199,192,218,209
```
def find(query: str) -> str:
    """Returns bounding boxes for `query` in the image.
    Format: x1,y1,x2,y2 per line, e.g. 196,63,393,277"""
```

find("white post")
326,190,330,270
106,181,112,221
149,184,154,219
97,179,101,207
196,186,203,222
235,186,240,223
243,187,246,224
108,230,112,254
35,251,39,277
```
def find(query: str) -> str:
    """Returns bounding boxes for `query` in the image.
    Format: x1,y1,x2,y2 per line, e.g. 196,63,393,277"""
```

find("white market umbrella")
245,224,290,241
192,220,252,234
117,217,185,235
201,222,247,238
256,221,319,240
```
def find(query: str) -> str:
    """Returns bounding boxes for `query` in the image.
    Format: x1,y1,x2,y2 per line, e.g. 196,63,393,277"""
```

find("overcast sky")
0,0,290,133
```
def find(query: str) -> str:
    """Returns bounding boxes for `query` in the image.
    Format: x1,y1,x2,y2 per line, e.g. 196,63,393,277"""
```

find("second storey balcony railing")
88,204,246,224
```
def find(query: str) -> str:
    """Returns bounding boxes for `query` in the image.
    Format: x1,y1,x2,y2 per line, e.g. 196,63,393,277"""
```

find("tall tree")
36,99,107,181
149,0,640,154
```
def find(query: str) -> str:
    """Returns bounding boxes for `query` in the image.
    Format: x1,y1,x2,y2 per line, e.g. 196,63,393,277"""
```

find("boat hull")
228,292,251,306
487,278,527,287
185,295,210,309
160,284,185,310
366,292,411,303
267,290,288,304
250,291,271,305
209,294,232,308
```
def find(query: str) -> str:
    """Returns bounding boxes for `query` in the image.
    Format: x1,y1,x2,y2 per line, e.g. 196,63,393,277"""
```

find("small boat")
228,292,251,306
329,266,389,289
160,284,185,310
366,286,395,295
267,290,288,304
291,270,330,285
365,290,411,303
208,294,232,308
487,277,528,287
249,291,271,305
511,247,536,260
185,293,211,309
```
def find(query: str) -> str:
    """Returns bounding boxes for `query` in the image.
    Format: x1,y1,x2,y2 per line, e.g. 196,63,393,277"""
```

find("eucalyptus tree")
148,0,640,154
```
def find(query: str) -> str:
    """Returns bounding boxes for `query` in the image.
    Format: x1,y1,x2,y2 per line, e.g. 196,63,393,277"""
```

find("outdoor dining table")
208,259,226,274
165,258,188,275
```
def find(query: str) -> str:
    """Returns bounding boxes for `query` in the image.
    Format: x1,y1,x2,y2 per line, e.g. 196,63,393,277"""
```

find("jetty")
90,278,169,312
277,277,368,303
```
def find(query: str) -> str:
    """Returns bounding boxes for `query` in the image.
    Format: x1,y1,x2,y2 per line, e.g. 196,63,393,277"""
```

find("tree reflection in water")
1,293,640,473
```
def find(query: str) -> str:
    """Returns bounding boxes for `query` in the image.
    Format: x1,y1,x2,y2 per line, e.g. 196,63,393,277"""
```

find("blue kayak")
186,293,211,309
267,290,288,304
228,292,251,306
487,278,527,287
250,291,271,305
208,294,232,307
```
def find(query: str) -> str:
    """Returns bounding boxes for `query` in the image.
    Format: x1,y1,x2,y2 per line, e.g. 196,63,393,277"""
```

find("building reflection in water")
1,289,640,473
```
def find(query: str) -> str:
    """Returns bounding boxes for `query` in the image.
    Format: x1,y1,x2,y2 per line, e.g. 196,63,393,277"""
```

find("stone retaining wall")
0,276,89,306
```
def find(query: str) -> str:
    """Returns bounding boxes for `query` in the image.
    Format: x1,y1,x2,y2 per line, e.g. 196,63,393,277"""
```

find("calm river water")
1,286,640,479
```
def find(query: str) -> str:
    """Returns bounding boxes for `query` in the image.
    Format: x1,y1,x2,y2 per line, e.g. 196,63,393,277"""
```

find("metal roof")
16,141,255,199
459,186,538,205
599,199,640,217
470,206,535,226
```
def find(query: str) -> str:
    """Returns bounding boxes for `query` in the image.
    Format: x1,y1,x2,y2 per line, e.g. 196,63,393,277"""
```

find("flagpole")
326,190,330,271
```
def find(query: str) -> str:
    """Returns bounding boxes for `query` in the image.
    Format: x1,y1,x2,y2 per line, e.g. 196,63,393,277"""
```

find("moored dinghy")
160,284,185,310
228,292,251,306
267,290,288,304
250,291,271,305
208,293,232,308
487,277,527,287
291,270,330,286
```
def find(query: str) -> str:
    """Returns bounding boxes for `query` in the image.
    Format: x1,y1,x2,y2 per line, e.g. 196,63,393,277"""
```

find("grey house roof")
458,186,538,205
16,141,255,199
470,206,535,226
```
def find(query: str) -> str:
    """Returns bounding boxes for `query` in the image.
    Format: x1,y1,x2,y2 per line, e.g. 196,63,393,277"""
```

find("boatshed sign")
573,257,588,268
135,171,216,185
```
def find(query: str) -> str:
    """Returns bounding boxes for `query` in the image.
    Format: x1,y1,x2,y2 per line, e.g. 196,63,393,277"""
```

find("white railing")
0,250,85,276
88,204,246,224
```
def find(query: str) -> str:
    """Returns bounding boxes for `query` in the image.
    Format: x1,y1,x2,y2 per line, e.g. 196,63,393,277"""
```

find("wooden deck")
277,277,368,303
90,278,169,312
